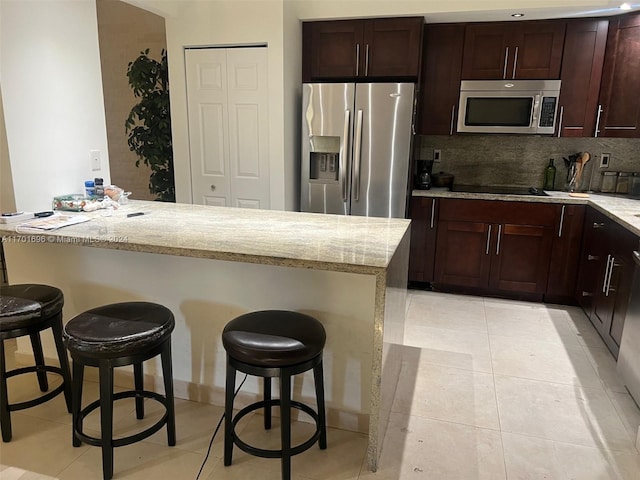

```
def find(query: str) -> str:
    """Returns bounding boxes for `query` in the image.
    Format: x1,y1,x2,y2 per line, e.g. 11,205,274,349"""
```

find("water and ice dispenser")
308,136,340,183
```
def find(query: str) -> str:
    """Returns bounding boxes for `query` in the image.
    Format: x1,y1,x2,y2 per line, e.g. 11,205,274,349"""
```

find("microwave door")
457,91,539,134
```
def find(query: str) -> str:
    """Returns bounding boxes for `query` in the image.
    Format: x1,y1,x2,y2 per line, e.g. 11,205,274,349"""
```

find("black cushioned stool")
63,302,176,480
0,284,73,442
222,310,327,480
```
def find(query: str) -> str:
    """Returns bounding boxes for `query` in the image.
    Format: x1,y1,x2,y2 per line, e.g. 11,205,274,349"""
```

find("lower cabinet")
408,197,438,283
433,199,556,300
576,207,639,357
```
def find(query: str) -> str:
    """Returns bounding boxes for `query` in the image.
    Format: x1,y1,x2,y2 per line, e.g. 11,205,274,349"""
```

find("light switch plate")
433,149,442,162
600,153,610,168
90,150,101,171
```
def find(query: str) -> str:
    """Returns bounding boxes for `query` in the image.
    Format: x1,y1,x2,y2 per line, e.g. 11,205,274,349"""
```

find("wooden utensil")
574,151,591,190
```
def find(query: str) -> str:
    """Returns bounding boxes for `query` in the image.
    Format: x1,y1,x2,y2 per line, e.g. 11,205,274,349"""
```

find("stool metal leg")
99,361,114,480
313,360,327,449
51,317,72,413
279,371,292,480
134,362,144,420
71,360,84,447
160,341,176,446
224,358,236,466
29,331,49,392
0,340,12,442
264,377,271,430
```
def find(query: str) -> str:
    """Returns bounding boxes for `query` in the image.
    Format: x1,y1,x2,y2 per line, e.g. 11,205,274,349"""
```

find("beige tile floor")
1,290,640,479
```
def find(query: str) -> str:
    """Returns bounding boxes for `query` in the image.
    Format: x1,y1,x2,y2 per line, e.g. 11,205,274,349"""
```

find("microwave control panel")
539,97,557,127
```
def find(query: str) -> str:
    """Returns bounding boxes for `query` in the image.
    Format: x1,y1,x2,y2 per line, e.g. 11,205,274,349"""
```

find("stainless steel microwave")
457,80,561,134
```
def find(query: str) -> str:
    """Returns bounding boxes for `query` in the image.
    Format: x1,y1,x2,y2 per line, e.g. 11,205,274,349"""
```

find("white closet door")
185,47,270,209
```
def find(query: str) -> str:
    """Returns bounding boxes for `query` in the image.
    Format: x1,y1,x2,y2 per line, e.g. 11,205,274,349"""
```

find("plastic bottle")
94,178,105,199
84,180,95,198
543,158,556,191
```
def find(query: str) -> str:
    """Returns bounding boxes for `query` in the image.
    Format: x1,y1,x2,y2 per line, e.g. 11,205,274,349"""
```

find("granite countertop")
412,188,640,237
0,201,411,274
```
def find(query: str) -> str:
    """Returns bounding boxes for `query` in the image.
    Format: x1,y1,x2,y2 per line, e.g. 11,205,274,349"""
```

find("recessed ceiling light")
511,13,525,17
620,2,632,10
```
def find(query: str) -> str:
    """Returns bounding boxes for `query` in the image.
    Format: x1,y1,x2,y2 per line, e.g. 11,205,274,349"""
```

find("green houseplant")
125,48,175,202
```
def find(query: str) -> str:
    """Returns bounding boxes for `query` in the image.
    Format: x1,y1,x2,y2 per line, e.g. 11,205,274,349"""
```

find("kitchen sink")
451,185,549,196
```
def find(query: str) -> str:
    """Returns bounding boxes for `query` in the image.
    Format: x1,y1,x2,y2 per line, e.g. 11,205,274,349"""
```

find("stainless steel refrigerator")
301,83,415,218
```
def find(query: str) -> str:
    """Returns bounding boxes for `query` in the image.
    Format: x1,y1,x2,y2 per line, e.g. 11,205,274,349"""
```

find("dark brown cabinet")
417,24,465,135
302,17,424,82
545,205,586,303
408,197,438,283
576,207,639,357
557,19,608,137
598,12,640,138
461,21,566,80
433,199,556,299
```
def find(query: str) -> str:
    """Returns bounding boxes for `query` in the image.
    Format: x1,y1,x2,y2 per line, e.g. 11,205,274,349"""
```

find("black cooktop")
450,185,549,196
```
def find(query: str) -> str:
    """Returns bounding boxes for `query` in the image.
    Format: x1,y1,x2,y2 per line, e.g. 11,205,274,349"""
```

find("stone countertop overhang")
0,201,411,275
412,188,640,238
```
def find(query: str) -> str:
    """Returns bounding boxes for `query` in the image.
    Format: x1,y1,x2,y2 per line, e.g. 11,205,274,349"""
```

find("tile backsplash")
415,135,640,192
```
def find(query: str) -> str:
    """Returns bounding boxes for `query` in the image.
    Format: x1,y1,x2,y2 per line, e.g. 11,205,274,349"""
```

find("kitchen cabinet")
302,17,424,82
461,21,566,80
597,12,640,138
433,199,556,299
408,197,438,283
545,205,586,303
576,207,639,357
557,19,609,137
417,24,465,135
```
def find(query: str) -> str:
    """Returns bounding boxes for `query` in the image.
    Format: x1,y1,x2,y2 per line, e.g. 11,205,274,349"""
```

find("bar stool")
63,302,176,480
0,284,72,442
222,310,327,480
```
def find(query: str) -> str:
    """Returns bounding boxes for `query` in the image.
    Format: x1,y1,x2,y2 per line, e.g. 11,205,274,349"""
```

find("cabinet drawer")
439,198,557,226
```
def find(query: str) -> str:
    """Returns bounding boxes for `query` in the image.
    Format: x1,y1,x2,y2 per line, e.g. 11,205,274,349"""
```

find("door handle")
365,44,370,76
210,185,216,191
341,110,351,202
593,222,605,229
582,291,593,297
512,46,519,78
355,44,360,76
602,254,612,293
353,109,364,202
558,205,565,237
557,106,564,138
496,224,502,255
503,47,509,79
605,259,620,297
594,104,603,137
485,225,492,255
587,255,599,261
531,94,541,127
430,199,436,229
449,105,456,135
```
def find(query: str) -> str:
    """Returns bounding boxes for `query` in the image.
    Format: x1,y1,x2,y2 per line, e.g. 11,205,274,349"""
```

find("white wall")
0,1,110,212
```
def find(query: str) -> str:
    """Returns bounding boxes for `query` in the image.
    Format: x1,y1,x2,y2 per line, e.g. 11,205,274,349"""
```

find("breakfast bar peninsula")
0,200,411,471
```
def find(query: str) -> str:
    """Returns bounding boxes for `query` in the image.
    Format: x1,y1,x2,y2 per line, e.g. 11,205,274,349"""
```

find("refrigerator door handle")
341,109,351,202
353,109,364,202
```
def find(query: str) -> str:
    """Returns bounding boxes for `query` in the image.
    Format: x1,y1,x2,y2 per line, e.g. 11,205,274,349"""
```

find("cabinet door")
598,12,640,138
575,208,610,315
511,21,566,79
434,220,492,288
303,20,364,81
408,197,438,283
558,19,608,137
418,24,465,135
489,224,554,295
462,23,511,79
364,17,423,79
546,205,586,302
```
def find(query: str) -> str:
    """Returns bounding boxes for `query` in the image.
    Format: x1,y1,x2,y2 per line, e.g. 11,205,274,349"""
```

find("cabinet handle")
587,255,599,261
558,205,566,238
512,46,519,79
602,254,612,293
486,225,492,255
430,199,436,229
355,43,360,76
496,224,502,255
503,47,509,79
449,105,456,136
582,291,593,297
557,106,564,138
593,222,605,229
605,259,620,297
594,104,603,138
365,44,370,76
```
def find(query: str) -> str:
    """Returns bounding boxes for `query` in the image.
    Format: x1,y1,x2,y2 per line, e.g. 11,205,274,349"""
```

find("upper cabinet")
557,19,609,137
598,12,640,138
461,21,566,80
418,24,465,135
302,17,424,82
